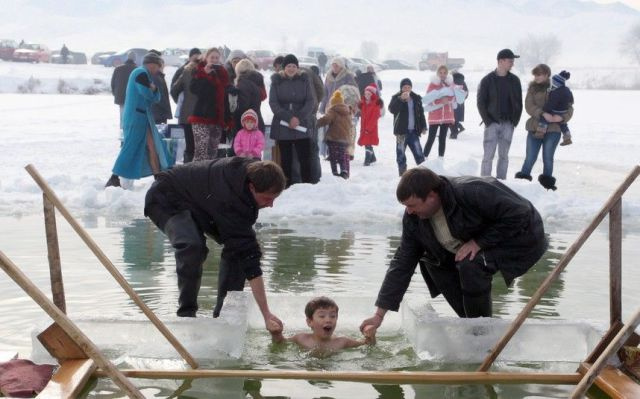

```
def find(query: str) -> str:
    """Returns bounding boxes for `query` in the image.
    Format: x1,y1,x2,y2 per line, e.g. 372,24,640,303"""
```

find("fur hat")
143,52,163,66
282,54,299,68
364,84,377,96
330,90,345,107
241,109,258,129
330,57,345,69
400,78,412,89
551,70,570,89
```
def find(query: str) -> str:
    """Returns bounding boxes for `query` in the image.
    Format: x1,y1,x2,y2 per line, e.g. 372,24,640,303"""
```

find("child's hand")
267,319,283,335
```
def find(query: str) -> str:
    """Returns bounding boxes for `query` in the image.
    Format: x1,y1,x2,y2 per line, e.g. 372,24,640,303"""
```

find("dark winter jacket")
544,86,574,114
111,59,137,105
375,175,546,312
356,71,376,96
189,62,231,127
235,70,266,133
388,91,427,135
268,71,315,141
452,72,468,122
151,71,172,124
170,62,188,98
145,157,263,280
170,65,197,125
301,67,325,114
524,81,574,133
477,70,523,127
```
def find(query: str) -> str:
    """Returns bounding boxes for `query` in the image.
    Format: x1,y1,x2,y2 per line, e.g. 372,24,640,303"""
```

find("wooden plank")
610,198,622,325
38,323,87,360
94,369,581,385
585,320,624,364
43,194,66,313
578,363,640,399
38,359,96,399
25,164,198,370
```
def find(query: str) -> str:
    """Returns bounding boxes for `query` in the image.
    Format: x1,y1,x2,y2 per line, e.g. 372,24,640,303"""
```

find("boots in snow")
514,171,532,181
538,174,557,191
105,174,121,188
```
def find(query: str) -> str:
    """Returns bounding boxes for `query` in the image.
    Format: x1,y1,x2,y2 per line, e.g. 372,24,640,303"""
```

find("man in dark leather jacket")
144,158,286,332
361,168,546,332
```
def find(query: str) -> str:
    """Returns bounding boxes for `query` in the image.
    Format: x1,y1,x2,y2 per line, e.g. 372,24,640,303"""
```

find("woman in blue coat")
106,53,173,187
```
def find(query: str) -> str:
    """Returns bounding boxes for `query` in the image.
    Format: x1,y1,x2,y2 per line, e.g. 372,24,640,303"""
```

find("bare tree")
620,22,640,65
516,34,562,71
360,41,379,60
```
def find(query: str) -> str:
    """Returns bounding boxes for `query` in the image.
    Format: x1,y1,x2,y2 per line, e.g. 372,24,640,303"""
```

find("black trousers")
423,124,449,158
278,138,312,186
183,123,195,163
420,252,496,318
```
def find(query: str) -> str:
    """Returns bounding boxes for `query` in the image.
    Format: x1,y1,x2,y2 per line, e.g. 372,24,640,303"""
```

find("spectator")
450,71,468,139
317,52,328,75
170,51,201,163
110,51,137,129
60,44,70,64
225,49,247,82
423,65,455,159
319,57,357,114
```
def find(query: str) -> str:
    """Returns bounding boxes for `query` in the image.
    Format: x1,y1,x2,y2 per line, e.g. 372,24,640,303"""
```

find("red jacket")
426,75,455,125
358,93,382,146
188,62,231,128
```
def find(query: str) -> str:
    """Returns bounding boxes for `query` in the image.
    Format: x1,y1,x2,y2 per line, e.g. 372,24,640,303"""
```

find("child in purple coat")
233,109,265,159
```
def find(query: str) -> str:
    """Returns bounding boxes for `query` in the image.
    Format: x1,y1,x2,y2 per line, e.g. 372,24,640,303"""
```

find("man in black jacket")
388,78,427,176
360,168,546,332
144,158,286,332
110,51,137,128
477,49,523,180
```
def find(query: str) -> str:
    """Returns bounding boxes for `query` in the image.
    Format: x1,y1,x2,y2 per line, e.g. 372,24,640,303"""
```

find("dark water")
1,215,639,398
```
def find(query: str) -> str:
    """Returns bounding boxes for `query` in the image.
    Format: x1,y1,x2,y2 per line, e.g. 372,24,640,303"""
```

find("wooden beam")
38,323,87,361
0,251,144,399
94,369,581,385
610,198,622,326
25,164,198,370
43,194,66,313
37,359,96,399
585,320,624,364
578,363,640,399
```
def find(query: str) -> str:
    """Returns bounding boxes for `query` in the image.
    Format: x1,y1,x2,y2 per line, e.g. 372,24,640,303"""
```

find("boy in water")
269,296,376,353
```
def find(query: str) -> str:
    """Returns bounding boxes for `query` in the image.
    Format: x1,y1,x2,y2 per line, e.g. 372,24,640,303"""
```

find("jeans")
481,121,514,180
520,131,561,177
396,129,425,173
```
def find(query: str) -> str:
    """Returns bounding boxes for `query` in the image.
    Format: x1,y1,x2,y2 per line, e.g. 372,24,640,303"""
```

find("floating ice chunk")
401,296,604,363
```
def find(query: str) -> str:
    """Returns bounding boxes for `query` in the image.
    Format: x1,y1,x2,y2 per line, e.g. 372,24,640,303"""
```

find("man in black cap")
388,78,427,176
477,49,523,180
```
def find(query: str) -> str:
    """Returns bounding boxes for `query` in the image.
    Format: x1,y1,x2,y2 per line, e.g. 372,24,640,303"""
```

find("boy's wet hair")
305,296,338,319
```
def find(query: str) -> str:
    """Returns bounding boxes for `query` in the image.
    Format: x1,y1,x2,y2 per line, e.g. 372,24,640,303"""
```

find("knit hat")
330,57,345,69
551,70,570,89
282,54,299,68
189,47,201,58
364,84,377,96
330,90,344,106
400,78,412,89
143,52,163,66
227,49,247,62
241,109,258,129
126,51,136,61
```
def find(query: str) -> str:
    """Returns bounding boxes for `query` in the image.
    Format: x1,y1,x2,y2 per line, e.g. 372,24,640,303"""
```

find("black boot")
364,149,372,166
105,174,121,188
538,174,557,191
514,171,532,181
177,276,201,317
370,151,377,163
462,292,493,318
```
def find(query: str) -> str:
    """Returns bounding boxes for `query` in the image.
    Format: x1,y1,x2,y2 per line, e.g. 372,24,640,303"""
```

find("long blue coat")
112,66,173,179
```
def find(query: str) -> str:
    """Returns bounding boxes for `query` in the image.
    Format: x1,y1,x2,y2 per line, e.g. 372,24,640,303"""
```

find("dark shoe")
398,166,407,177
538,174,557,191
105,174,120,188
514,172,532,181
458,124,465,133
370,153,377,163
340,171,349,179
332,171,340,176
560,137,572,146
450,133,458,139
349,155,354,161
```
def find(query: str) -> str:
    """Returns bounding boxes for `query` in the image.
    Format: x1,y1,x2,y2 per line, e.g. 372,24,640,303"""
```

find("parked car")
103,48,148,67
381,59,415,70
247,50,276,70
297,56,319,70
51,50,87,64
12,43,51,63
162,48,189,67
91,51,115,65
0,39,17,61
346,57,368,73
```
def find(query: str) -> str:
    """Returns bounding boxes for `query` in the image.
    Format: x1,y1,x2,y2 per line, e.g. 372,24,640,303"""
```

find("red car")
13,43,51,63
247,50,275,70
0,39,17,61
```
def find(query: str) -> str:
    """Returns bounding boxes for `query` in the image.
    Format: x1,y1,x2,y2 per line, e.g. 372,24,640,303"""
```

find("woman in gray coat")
269,54,315,187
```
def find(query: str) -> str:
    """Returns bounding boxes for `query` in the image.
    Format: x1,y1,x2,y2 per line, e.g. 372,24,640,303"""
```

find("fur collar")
430,75,454,85
271,70,307,84
326,67,353,84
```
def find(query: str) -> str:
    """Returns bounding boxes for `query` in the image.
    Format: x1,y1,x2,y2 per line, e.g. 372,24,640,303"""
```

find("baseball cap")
497,49,520,60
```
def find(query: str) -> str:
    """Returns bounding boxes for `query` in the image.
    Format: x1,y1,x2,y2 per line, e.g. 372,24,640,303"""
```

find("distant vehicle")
381,59,415,70
247,50,276,70
103,48,148,67
12,43,51,63
51,50,87,64
362,59,384,72
0,39,18,61
307,47,326,59
297,56,319,69
346,57,368,73
91,51,115,65
162,48,189,67
418,52,465,71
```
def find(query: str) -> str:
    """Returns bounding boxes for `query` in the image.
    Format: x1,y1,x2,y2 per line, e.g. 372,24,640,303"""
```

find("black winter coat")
477,71,523,127
375,176,546,312
269,71,315,141
146,157,263,279
235,70,266,133
452,72,468,122
388,91,427,136
151,72,172,124
110,60,136,105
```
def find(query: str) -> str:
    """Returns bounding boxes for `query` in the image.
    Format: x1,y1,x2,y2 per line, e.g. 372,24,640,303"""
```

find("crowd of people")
101,47,574,348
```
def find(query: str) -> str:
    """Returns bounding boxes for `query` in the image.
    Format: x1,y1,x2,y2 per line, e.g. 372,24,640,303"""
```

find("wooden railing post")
609,199,622,326
43,194,66,313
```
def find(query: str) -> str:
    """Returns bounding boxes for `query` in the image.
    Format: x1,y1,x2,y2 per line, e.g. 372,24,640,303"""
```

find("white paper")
279,120,307,133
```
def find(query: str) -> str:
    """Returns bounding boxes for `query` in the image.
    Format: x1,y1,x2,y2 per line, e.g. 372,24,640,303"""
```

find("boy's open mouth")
322,326,333,332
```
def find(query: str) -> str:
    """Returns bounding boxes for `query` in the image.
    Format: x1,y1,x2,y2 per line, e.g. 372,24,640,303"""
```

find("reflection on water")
1,215,639,398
